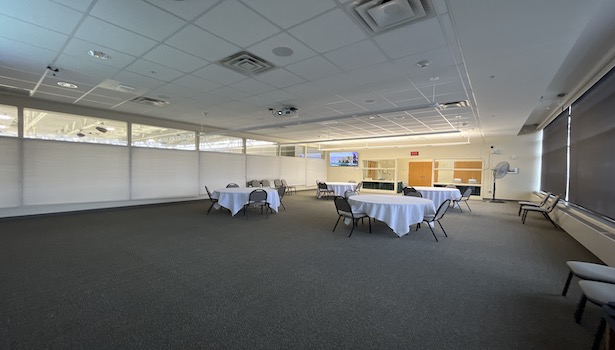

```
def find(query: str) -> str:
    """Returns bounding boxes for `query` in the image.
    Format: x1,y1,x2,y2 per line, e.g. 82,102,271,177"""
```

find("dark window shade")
540,109,568,196
569,67,615,220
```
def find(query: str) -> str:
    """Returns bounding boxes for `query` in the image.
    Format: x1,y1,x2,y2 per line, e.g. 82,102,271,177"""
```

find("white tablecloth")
317,182,357,197
211,188,280,216
413,186,461,208
348,194,436,237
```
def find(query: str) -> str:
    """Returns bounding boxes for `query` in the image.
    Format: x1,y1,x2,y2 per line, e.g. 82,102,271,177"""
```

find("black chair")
261,179,271,188
204,186,218,215
277,186,286,210
452,187,473,212
248,179,261,187
355,181,362,194
317,182,334,199
243,189,270,218
518,192,551,216
591,302,615,350
332,196,371,237
403,187,422,197
274,179,282,188
226,183,240,188
344,189,358,198
418,199,452,242
520,194,560,227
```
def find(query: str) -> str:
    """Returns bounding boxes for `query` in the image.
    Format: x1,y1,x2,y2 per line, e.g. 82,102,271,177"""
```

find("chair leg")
427,224,439,242
465,201,472,212
522,210,528,224
348,219,355,237
333,216,342,232
562,271,574,296
207,202,215,215
518,205,522,216
437,221,447,237
457,202,463,213
368,217,372,233
591,317,607,350
543,212,558,228
280,201,285,210
574,294,588,324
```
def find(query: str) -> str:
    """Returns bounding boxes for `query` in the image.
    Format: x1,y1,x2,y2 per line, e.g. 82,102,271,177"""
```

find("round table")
413,186,461,208
348,194,436,237
211,187,280,216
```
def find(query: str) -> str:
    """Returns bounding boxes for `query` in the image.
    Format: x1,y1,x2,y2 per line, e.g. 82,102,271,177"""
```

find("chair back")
249,179,261,187
334,196,352,215
277,186,286,199
281,179,289,186
249,189,267,203
546,194,561,212
434,199,452,220
344,189,358,198
539,192,552,206
261,179,271,188
274,179,282,187
461,187,473,199
355,182,363,191
403,187,421,197
226,183,239,188
205,186,214,199
318,182,329,190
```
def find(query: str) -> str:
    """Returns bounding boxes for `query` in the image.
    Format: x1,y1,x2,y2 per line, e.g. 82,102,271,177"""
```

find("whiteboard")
200,151,246,193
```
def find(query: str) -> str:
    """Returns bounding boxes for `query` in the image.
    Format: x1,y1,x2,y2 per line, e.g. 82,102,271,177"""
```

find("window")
132,123,195,150
280,145,305,157
23,109,127,145
0,104,18,137
200,134,243,153
433,159,482,195
245,139,277,156
306,146,324,159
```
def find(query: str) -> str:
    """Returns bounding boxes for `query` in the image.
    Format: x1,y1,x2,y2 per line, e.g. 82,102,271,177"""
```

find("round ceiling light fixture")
88,50,111,60
57,82,78,89
416,60,430,68
272,47,294,57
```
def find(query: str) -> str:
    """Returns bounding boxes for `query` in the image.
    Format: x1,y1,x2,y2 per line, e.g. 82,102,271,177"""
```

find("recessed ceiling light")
368,116,376,120
57,82,78,89
272,47,294,57
393,116,405,120
364,99,376,104
88,50,111,60
416,60,430,68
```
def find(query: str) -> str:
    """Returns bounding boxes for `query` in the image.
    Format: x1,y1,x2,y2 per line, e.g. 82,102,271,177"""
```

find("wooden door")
408,162,432,186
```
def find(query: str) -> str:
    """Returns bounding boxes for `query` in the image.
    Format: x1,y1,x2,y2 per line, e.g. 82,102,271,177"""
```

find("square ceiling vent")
218,51,276,76
346,0,435,35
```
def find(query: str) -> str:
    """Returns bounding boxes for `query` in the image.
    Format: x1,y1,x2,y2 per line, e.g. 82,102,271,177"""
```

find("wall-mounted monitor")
330,151,359,167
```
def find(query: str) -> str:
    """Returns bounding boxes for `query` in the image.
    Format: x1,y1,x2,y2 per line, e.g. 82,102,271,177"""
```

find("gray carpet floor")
0,191,604,349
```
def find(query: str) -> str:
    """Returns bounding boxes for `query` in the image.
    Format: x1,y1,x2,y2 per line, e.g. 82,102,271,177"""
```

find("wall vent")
218,51,276,76
130,96,170,107
347,0,435,35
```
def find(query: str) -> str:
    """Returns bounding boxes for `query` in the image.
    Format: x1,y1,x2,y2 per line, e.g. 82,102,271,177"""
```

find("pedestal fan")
489,161,510,203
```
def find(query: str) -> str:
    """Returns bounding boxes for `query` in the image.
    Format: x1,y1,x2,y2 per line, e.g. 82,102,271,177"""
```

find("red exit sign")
410,151,419,156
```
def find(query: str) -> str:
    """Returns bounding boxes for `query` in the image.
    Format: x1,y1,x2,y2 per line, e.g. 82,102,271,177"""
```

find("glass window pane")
132,123,195,150
199,134,243,153
0,104,18,137
280,145,305,157
306,146,324,159
246,139,277,156
23,108,127,145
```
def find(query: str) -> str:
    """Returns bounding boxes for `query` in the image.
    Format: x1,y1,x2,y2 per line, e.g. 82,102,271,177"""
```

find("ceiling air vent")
218,51,276,76
438,100,470,109
0,84,32,96
130,96,170,107
347,0,435,35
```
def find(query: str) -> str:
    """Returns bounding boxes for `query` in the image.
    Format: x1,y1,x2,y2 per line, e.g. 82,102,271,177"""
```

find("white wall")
327,133,541,200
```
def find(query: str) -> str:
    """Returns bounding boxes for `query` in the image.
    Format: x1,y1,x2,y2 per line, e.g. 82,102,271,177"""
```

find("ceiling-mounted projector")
277,107,297,115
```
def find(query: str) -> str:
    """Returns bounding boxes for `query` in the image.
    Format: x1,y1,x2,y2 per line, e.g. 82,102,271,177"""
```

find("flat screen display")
329,151,359,167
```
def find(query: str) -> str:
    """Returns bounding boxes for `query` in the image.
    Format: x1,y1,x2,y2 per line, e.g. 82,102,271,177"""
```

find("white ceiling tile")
112,70,165,90
50,0,94,12
192,64,247,85
0,38,58,73
239,95,273,107
392,46,455,74
172,75,221,92
90,0,186,40
207,87,251,100
247,0,336,29
0,15,69,51
34,92,79,104
112,102,154,114
255,69,304,88
144,0,218,21
283,82,336,99
54,55,121,81
189,92,233,106
143,45,209,73
289,9,367,53
285,56,343,80
247,33,317,66
258,89,297,103
0,66,41,83
1,0,83,34
324,39,388,71
194,0,280,48
36,84,88,99
149,83,202,99
230,79,276,95
125,59,185,82
62,38,137,69
42,73,99,90
166,25,241,62
75,17,158,57
89,87,140,100
373,18,447,59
